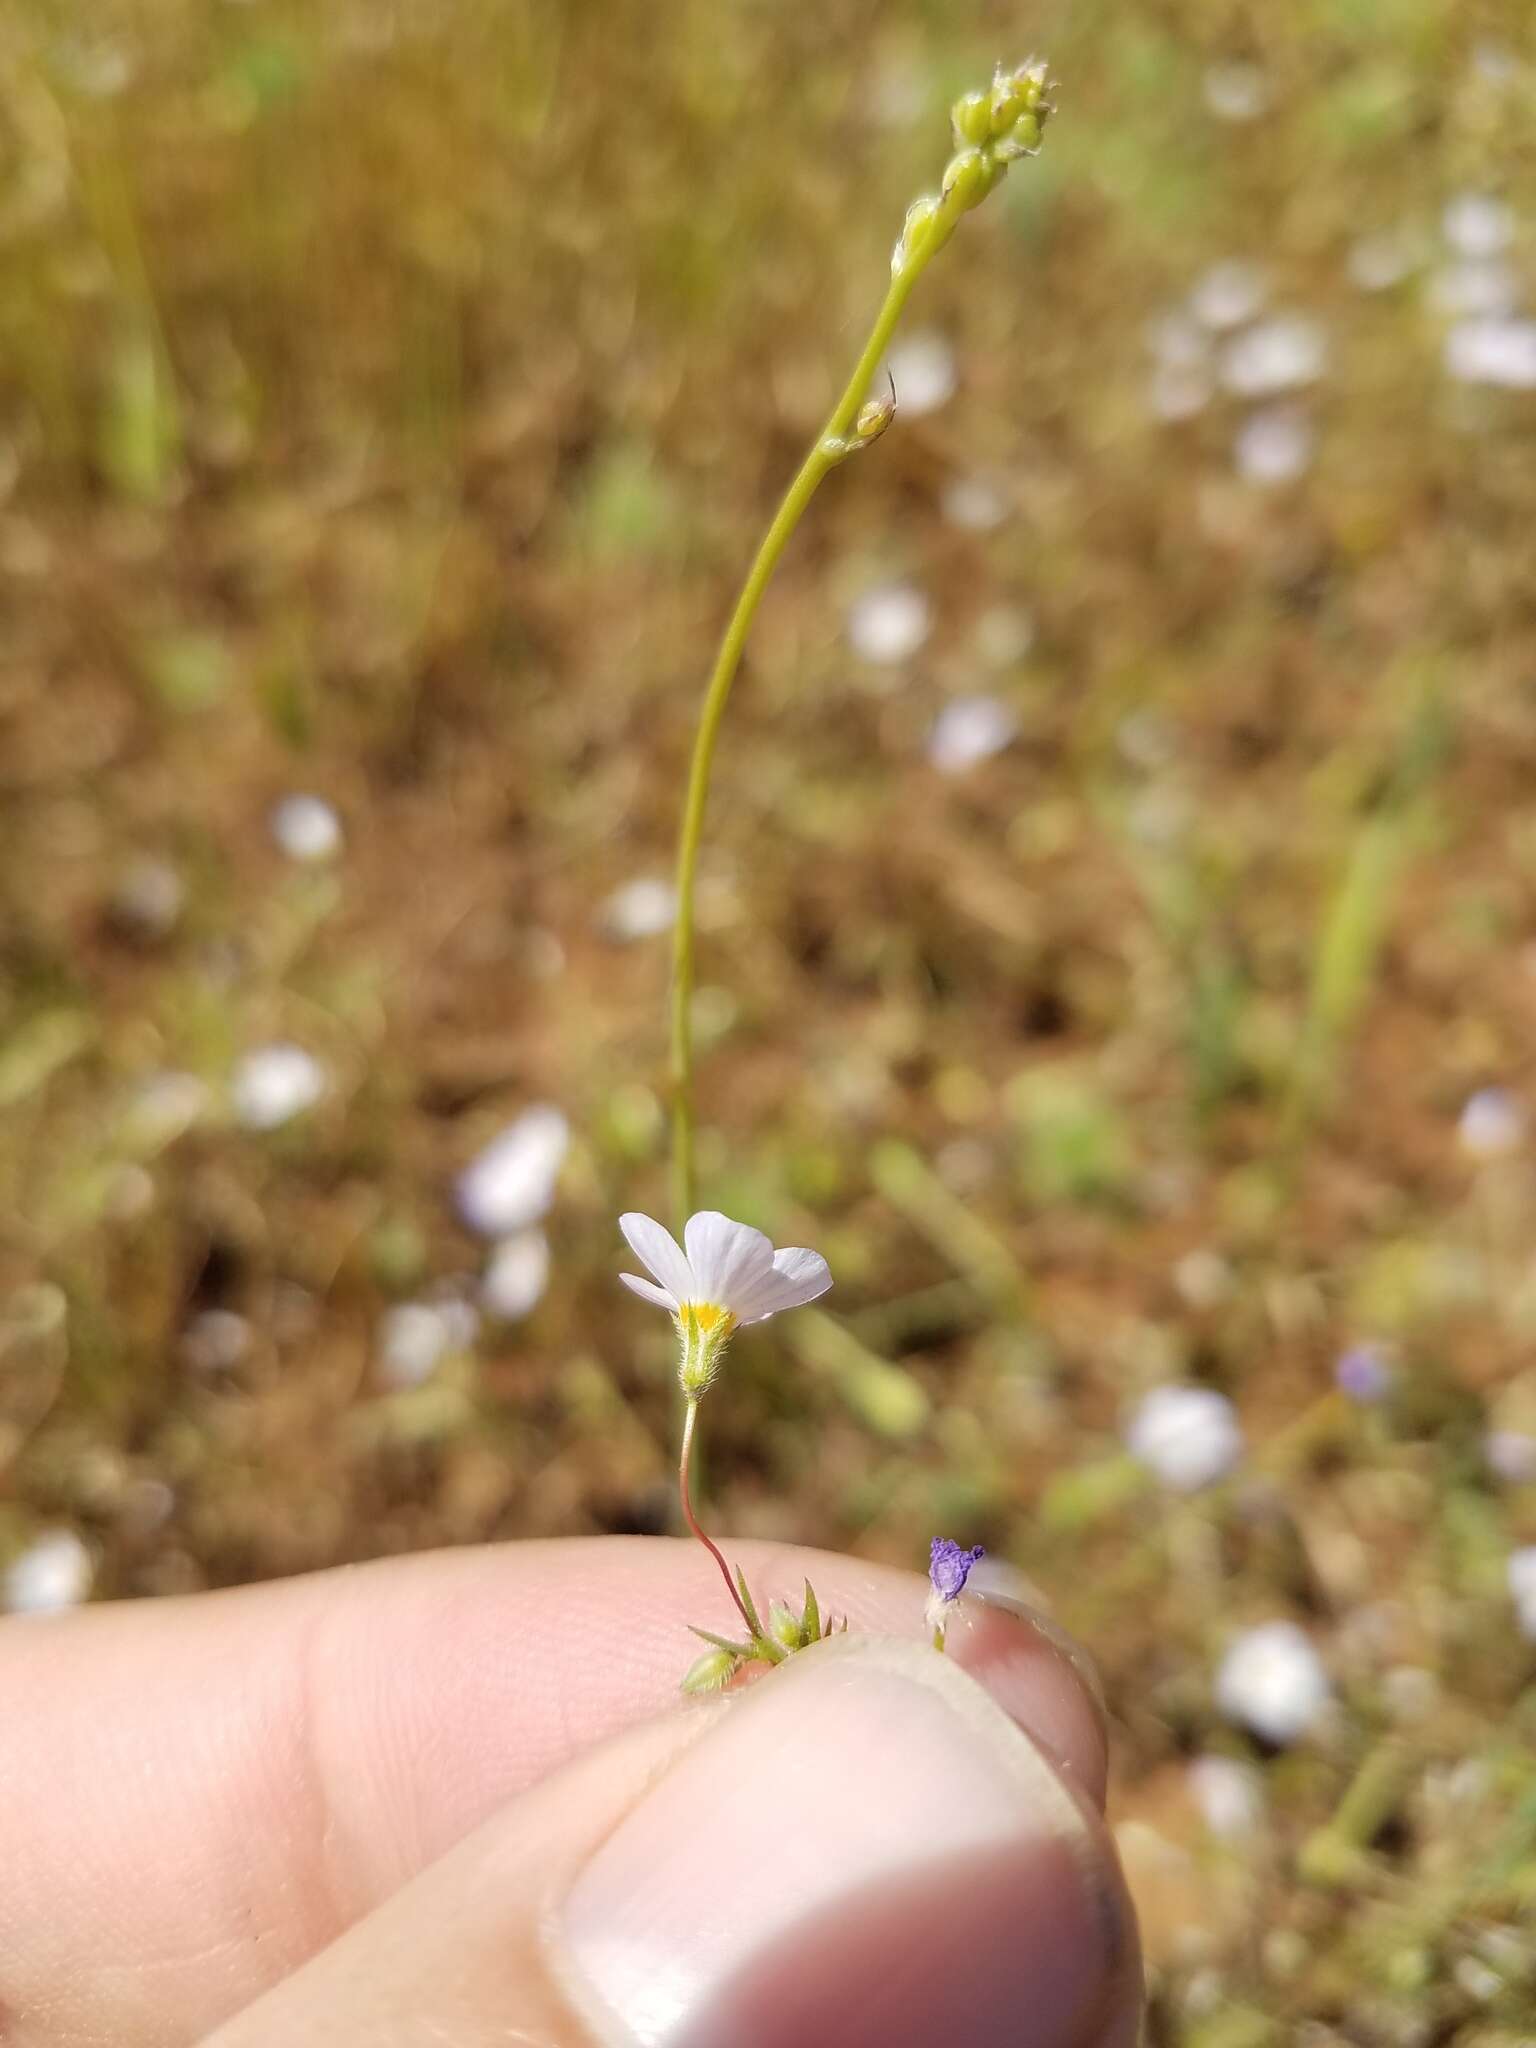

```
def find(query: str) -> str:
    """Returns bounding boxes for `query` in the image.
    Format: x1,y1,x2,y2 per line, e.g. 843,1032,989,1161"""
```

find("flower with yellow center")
619,1210,832,1397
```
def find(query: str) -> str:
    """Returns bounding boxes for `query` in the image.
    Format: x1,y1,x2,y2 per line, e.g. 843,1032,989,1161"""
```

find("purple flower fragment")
927,1538,985,1642
929,1537,985,1602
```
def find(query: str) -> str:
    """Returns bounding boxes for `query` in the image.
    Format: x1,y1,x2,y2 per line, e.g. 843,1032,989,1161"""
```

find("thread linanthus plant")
620,60,1057,1691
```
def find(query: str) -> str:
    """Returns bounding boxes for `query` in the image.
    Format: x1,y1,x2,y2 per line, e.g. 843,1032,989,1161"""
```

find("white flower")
111,856,184,938
1234,407,1314,485
270,793,343,863
1221,315,1328,397
4,1529,93,1615
377,1303,455,1388
1446,317,1536,390
847,582,931,665
455,1105,569,1237
1190,261,1267,332
1202,60,1271,123
1458,1085,1526,1159
1485,1429,1536,1483
1187,1754,1265,1838
232,1043,326,1130
927,694,1018,774
1127,1384,1244,1492
482,1229,550,1320
883,331,957,417
941,474,1010,531
1215,1621,1331,1744
1443,192,1513,260
1508,1548,1536,1642
1428,260,1520,319
181,1309,252,1374
619,1209,832,1396
600,877,676,942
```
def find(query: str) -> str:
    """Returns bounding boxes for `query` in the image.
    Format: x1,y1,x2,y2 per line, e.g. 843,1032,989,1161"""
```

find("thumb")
199,1633,1141,2048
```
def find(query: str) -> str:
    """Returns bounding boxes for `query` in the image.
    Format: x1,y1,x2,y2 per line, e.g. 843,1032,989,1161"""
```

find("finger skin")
198,1638,1138,2048
0,1538,1107,2046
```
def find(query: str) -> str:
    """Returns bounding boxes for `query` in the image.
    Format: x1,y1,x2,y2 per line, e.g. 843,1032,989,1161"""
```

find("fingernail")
965,1559,1109,1723
555,1634,1126,2048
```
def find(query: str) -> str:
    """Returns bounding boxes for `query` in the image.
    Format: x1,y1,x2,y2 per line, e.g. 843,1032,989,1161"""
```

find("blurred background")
4,0,1536,2037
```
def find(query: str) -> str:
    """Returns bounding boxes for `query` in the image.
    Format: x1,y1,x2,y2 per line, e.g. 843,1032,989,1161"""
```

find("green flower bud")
994,110,1043,163
854,389,896,445
943,147,1004,214
951,89,991,148
769,1600,806,1650
989,75,1027,135
891,191,940,275
680,1645,740,1694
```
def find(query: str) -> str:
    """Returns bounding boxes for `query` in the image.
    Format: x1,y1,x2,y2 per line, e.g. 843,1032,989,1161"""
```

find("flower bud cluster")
892,59,1056,279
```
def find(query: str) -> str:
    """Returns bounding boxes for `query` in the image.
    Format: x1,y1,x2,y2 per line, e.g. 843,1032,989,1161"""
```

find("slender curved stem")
669,261,924,1226
678,1396,756,1635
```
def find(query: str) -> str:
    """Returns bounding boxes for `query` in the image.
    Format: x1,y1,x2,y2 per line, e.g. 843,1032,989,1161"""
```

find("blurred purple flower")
1335,1343,1393,1404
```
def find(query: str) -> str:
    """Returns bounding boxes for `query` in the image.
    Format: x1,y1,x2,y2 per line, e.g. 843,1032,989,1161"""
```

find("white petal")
735,1245,833,1325
619,1271,678,1312
683,1211,775,1311
618,1213,693,1301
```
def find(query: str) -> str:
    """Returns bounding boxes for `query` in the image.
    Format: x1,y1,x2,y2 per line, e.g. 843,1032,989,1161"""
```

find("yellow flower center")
682,1300,732,1337
675,1300,738,1397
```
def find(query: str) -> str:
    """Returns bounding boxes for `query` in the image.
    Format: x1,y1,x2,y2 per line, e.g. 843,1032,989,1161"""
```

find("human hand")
0,1537,1141,2046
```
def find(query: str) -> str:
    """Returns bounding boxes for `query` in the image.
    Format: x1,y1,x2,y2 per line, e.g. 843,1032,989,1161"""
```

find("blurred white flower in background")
232,1043,326,1130
110,856,184,939
1445,319,1536,390
927,694,1018,775
1202,60,1271,123
377,1299,477,1388
600,876,676,942
1428,261,1520,320
1442,192,1513,260
1127,1383,1245,1492
1188,1754,1266,1837
1507,1548,1536,1642
847,581,931,665
941,474,1010,531
455,1104,569,1237
1221,315,1328,397
1484,1430,1536,1483
1191,261,1268,332
1216,1621,1331,1744
4,1529,93,1614
1457,1085,1527,1159
1147,310,1215,420
180,1308,252,1374
269,792,343,863
883,330,957,417
482,1229,551,1321
1234,408,1314,485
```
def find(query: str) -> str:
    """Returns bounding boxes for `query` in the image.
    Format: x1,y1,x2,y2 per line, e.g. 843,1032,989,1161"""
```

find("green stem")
669,259,926,1225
